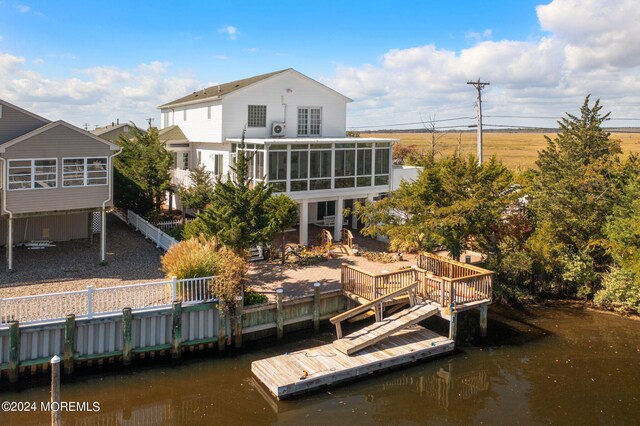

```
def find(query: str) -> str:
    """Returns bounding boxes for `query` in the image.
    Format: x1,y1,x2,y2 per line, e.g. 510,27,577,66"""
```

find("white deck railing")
128,210,178,251
0,276,216,327
171,168,192,187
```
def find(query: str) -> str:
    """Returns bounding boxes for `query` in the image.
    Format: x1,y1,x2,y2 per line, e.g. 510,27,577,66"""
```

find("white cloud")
465,29,493,44
0,53,200,127
219,25,238,40
244,47,259,53
16,4,30,13
215,55,230,61
325,0,640,129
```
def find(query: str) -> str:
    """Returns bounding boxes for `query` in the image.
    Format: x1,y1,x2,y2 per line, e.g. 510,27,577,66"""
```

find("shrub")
244,289,268,306
183,217,215,240
212,247,248,313
161,237,218,279
594,267,640,314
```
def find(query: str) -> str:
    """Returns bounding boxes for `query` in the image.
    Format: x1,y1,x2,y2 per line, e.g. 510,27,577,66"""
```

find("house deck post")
334,196,344,241
7,216,13,271
100,207,107,263
300,200,309,246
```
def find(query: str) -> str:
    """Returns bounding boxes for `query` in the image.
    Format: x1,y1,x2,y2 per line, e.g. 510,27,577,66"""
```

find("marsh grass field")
363,131,640,170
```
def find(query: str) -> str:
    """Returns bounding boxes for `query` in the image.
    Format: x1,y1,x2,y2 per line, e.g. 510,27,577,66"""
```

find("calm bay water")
2,305,639,425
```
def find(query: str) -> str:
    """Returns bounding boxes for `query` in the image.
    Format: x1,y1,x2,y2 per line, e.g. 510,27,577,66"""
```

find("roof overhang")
0,120,120,153
225,137,398,146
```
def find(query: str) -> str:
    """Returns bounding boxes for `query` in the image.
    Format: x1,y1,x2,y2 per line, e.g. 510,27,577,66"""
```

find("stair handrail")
330,281,418,338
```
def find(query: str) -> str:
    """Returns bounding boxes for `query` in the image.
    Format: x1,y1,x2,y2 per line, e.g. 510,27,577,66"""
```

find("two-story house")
0,99,120,271
159,68,397,246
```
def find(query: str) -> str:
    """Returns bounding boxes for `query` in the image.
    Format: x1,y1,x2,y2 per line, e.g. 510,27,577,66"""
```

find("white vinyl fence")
0,276,216,327
127,210,178,251
154,217,193,232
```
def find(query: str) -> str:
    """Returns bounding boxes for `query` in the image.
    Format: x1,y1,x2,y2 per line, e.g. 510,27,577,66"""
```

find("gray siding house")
0,99,120,270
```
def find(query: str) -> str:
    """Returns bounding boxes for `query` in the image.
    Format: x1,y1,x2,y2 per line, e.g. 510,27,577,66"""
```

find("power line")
348,116,474,129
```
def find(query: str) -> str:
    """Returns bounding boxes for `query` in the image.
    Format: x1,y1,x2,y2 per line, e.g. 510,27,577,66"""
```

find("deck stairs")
332,301,439,355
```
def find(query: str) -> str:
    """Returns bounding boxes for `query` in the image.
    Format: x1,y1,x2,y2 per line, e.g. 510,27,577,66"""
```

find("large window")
335,144,355,188
268,150,287,192
212,154,223,176
63,157,108,187
172,152,189,170
248,105,267,127
375,146,390,186
309,148,331,190
8,159,57,190
297,107,321,136
290,148,308,191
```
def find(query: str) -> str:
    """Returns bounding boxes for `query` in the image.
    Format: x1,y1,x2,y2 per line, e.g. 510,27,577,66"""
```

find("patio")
248,224,417,300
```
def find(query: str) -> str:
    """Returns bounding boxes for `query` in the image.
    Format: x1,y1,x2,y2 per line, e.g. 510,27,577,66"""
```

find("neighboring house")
158,68,400,245
0,99,121,270
91,121,142,143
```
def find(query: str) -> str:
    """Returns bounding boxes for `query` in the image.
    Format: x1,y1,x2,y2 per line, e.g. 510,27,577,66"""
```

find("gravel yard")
0,214,165,298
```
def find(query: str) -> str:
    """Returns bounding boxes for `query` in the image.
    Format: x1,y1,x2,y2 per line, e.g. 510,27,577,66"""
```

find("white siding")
160,102,223,143
221,72,347,140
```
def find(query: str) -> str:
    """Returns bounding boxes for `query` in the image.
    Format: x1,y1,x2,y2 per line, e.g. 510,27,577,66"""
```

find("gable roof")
0,120,120,153
91,122,141,137
0,98,51,126
158,68,352,109
158,125,188,143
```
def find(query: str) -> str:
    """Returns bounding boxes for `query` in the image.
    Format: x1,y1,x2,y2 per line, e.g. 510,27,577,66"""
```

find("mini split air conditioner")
271,122,286,137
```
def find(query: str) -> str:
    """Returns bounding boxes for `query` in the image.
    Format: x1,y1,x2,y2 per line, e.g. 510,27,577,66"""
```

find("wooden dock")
333,303,438,355
251,326,454,400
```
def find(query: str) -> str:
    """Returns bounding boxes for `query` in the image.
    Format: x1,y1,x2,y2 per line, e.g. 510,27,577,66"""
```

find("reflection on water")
2,306,639,425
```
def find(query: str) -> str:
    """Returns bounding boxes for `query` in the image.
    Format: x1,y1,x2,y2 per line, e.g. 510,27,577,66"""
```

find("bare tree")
421,113,446,159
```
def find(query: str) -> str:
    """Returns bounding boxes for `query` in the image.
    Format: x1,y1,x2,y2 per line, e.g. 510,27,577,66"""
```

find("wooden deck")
251,326,454,400
333,302,438,355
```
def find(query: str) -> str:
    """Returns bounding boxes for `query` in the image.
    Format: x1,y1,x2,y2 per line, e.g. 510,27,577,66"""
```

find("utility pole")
467,79,490,165
83,123,90,131
146,117,155,129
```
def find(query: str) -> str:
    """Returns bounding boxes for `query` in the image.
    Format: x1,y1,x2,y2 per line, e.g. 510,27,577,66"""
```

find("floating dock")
251,325,454,399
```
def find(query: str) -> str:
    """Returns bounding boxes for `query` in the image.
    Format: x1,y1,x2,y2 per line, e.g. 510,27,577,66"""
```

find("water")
2,305,639,425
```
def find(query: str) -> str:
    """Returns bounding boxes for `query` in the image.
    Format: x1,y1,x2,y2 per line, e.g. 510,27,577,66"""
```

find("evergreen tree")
199,131,274,254
265,194,299,264
114,127,172,215
528,96,626,297
176,164,215,216
356,154,513,260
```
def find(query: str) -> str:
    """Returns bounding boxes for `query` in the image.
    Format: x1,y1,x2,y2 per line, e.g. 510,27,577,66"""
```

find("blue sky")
1,0,639,130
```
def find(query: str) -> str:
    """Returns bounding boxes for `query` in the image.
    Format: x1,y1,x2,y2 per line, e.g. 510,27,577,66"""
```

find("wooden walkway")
333,302,438,355
251,326,454,400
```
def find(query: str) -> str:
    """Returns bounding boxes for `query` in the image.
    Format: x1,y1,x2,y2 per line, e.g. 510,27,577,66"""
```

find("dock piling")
234,296,243,349
8,321,19,383
171,302,182,359
122,308,132,365
276,289,284,339
51,355,61,426
479,304,488,337
313,282,321,332
63,314,75,375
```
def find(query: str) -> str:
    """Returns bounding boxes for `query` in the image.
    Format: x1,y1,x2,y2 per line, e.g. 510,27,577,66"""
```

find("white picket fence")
0,276,216,327
154,217,193,232
127,210,178,251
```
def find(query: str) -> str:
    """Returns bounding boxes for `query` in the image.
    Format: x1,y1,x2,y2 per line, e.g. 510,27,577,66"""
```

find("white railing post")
156,227,161,248
87,286,94,319
171,276,178,302
0,298,3,325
